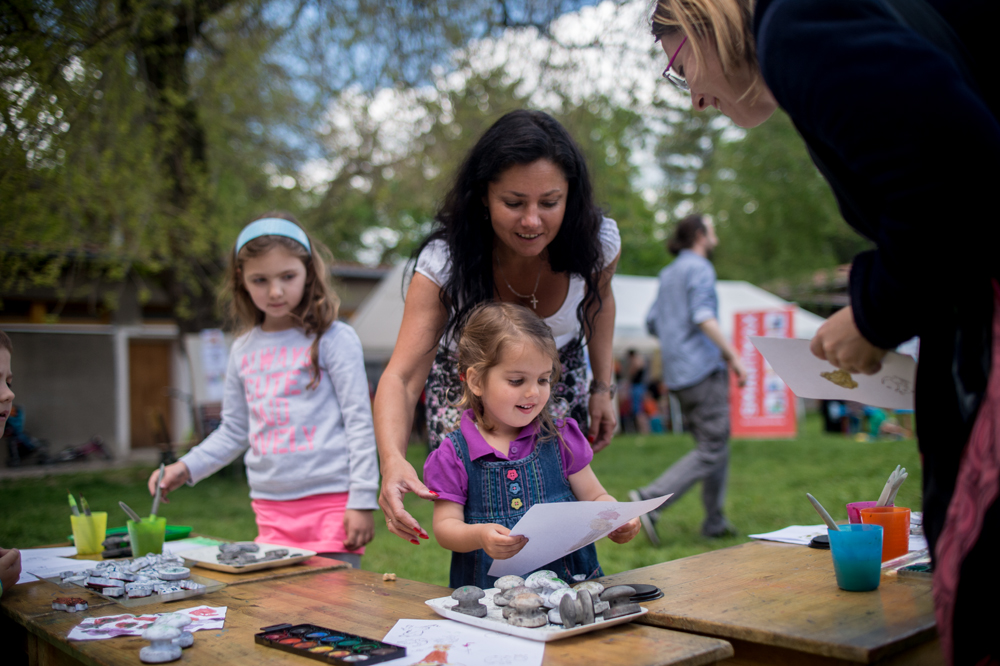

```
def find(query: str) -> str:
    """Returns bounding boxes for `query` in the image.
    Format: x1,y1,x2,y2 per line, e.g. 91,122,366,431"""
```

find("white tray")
425,588,647,642
180,542,317,573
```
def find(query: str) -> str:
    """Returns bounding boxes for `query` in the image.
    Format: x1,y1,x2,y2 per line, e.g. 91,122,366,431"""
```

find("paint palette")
255,623,406,664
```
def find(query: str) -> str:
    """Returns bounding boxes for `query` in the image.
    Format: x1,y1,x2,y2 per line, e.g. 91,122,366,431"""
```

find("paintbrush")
80,495,92,516
876,465,902,507
68,492,80,517
150,463,165,517
119,501,142,523
886,471,908,506
806,493,840,532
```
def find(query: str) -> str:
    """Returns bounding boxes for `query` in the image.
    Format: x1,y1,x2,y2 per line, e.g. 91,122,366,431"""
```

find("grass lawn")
0,413,921,588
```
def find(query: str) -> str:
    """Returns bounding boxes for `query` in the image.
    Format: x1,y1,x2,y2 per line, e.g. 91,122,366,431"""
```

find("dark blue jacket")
755,0,998,349
752,4,998,660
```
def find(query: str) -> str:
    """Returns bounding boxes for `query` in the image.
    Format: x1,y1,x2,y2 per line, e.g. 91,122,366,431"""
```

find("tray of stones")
425,583,647,643
180,542,317,573
46,554,226,608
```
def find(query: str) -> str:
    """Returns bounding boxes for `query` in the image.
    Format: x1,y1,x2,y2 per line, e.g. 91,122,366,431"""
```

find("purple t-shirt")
424,410,594,506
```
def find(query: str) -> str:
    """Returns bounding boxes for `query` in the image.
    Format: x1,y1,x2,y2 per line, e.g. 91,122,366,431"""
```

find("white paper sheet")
750,524,928,551
18,548,99,584
751,337,916,410
487,494,671,577
382,619,544,666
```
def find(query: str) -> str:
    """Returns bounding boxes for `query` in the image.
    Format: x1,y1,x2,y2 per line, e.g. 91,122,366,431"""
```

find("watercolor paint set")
255,623,406,664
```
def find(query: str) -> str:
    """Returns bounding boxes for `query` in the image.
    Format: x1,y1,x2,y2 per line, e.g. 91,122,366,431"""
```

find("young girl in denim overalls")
424,302,639,589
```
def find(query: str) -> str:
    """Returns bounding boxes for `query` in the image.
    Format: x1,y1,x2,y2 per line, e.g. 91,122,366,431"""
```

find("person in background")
649,1,999,662
627,350,647,431
148,213,379,568
629,214,746,546
0,330,22,596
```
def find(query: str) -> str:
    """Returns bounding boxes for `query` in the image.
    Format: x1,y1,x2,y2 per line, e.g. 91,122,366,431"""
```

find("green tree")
0,0,595,328
311,66,657,272
697,110,871,284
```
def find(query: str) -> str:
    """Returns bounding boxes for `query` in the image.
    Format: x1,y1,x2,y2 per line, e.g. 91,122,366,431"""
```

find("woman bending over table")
648,1,999,663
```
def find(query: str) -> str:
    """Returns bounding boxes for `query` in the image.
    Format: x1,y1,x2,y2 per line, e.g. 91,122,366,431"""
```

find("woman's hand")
342,509,375,551
608,518,641,544
810,306,887,374
587,392,617,452
0,547,21,591
147,462,190,504
378,457,435,544
478,524,528,560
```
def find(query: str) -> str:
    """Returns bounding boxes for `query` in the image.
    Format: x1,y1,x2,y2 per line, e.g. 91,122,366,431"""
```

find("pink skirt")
251,492,363,554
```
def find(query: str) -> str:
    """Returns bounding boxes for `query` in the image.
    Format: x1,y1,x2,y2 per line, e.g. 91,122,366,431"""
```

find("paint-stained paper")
487,494,671,578
751,337,916,410
383,619,544,666
67,605,226,641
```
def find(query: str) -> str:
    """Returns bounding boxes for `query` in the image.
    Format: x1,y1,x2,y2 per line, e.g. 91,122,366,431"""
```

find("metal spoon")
807,493,840,532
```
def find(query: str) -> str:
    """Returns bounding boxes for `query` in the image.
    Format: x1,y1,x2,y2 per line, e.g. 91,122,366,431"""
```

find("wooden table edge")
636,611,938,663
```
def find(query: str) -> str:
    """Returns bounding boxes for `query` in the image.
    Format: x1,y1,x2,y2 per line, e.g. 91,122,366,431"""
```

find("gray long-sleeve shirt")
645,250,727,391
181,322,379,507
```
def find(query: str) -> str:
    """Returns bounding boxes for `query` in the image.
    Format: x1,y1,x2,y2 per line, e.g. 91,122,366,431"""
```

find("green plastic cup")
127,516,167,556
71,512,108,556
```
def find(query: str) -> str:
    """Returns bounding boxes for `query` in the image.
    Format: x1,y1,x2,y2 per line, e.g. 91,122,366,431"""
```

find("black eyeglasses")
662,36,689,91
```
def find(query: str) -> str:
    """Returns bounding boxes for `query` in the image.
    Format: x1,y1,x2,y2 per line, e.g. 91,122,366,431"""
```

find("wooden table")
3,563,733,666
601,540,941,665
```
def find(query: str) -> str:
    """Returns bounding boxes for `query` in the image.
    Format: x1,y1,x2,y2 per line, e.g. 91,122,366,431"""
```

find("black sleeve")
756,0,1000,349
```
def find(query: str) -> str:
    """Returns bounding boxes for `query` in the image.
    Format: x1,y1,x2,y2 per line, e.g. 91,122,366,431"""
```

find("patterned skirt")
424,341,589,451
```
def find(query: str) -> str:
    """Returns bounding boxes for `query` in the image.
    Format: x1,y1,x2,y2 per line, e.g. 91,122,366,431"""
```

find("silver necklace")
495,255,541,310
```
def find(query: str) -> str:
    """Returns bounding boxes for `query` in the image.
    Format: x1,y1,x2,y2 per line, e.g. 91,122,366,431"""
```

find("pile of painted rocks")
450,570,641,629
216,542,292,566
59,554,204,600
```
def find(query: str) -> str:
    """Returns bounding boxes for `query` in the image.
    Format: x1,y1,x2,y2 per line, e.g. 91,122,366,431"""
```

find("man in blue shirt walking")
629,214,746,544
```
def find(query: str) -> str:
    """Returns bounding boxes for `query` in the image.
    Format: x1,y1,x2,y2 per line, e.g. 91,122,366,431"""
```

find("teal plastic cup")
828,524,883,591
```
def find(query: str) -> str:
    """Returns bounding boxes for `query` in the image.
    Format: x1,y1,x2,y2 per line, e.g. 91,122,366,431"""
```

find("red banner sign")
730,309,797,438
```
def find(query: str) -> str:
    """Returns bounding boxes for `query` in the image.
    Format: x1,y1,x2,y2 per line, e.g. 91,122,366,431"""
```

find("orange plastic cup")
860,506,910,562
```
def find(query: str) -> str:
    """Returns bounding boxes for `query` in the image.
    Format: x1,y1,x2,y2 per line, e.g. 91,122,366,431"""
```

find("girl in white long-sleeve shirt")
147,213,379,567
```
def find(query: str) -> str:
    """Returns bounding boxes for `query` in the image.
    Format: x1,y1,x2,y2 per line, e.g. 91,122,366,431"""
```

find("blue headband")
235,218,311,256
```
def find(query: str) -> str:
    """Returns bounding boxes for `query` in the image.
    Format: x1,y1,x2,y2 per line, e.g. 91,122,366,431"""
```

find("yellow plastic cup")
71,512,108,556
127,516,167,557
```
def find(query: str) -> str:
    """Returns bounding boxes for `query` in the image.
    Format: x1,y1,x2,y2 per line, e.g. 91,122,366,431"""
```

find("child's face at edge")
469,340,553,440
0,349,14,432
240,247,308,331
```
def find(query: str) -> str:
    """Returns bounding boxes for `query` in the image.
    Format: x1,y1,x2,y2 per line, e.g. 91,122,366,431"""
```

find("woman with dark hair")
374,109,621,544
648,1,999,663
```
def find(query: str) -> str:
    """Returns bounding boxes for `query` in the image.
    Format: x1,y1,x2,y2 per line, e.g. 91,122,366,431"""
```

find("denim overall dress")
447,427,603,589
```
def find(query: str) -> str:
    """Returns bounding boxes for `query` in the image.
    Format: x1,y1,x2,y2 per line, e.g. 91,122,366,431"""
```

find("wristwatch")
588,380,617,398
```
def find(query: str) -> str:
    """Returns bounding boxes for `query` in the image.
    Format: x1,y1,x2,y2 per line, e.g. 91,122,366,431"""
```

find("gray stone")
451,585,487,618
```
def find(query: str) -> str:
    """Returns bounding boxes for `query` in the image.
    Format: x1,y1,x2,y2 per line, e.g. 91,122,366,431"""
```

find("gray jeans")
638,369,731,535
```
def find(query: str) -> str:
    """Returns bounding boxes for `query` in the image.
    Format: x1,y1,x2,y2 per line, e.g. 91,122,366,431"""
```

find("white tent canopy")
612,275,827,354
350,265,826,363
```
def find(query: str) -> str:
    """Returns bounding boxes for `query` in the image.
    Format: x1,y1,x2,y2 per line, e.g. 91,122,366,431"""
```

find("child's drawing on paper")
383,619,543,666
413,644,459,666
568,508,621,552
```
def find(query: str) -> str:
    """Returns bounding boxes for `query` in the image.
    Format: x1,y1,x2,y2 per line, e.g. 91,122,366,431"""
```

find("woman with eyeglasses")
650,1,998,663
